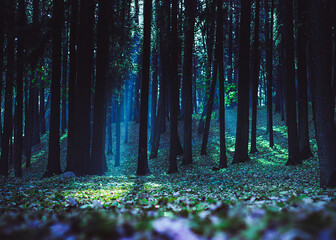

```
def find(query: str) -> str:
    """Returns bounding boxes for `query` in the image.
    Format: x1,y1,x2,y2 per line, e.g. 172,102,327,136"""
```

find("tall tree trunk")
44,0,64,177
72,0,94,175
297,0,313,160
310,0,336,188
217,0,227,169
266,0,274,148
14,0,27,177
232,0,251,164
182,0,195,165
0,0,15,176
61,21,68,133
115,98,121,167
106,99,113,155
66,0,78,172
137,0,152,176
91,0,109,175
0,0,4,146
250,0,261,153
284,0,301,165
168,0,179,174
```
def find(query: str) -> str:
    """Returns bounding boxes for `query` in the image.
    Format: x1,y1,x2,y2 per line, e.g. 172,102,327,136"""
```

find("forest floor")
1,107,336,240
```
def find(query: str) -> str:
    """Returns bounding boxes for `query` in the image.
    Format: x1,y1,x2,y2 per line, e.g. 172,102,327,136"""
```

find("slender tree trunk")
66,0,78,172
217,0,227,169
0,0,4,146
266,0,274,148
0,0,15,176
61,21,68,134
168,0,179,174
151,47,158,143
137,0,152,176
232,0,251,164
91,0,109,175
297,0,313,160
106,99,113,155
182,0,195,165
250,0,261,153
14,0,27,177
115,98,121,167
284,0,301,165
44,0,64,177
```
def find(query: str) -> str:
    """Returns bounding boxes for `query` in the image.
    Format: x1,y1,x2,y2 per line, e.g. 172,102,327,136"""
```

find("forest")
0,0,336,239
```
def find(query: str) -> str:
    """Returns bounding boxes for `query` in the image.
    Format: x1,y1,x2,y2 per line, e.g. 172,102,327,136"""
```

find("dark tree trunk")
182,0,195,165
217,0,227,169
66,0,78,172
297,0,313,160
232,0,251,164
115,98,121,167
124,82,129,143
137,0,152,176
201,57,218,155
284,0,301,165
44,0,64,177
40,75,46,135
0,0,4,146
106,100,113,155
61,21,68,134
250,0,261,154
14,0,27,177
228,0,233,85
151,46,158,143
266,0,274,148
197,0,215,134
91,0,109,175
310,0,336,188
0,0,15,176
72,0,94,175
168,0,179,174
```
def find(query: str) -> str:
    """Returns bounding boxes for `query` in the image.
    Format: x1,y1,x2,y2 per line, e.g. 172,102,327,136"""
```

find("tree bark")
284,0,301,165
232,0,251,164
137,0,152,176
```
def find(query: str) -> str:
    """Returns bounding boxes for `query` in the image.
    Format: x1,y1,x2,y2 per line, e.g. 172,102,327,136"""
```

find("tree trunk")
217,0,227,169
91,0,109,175
0,0,15,176
72,0,94,175
137,0,152,176
284,0,301,165
310,0,336,188
232,0,251,164
266,0,274,148
44,0,64,177
297,0,313,160
250,0,261,154
115,98,121,167
0,0,4,147
182,0,195,165
61,21,68,134
66,0,78,172
14,0,27,177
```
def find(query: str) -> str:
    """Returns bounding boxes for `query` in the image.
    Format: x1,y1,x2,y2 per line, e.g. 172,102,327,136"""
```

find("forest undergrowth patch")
0,107,335,239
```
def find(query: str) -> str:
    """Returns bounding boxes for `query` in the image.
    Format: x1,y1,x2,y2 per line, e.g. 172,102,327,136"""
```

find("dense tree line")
0,0,335,188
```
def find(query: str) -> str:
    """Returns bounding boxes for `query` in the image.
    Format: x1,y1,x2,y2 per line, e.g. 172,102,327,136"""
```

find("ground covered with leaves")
1,108,336,239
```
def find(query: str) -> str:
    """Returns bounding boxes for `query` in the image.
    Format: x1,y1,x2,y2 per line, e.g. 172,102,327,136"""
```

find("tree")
232,0,251,164
309,0,336,187
297,0,313,160
284,0,301,166
183,0,195,165
265,0,274,148
217,0,227,169
137,0,152,176
72,0,95,175
66,0,78,172
90,0,109,175
0,0,4,147
14,0,27,177
44,0,64,177
250,0,261,153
